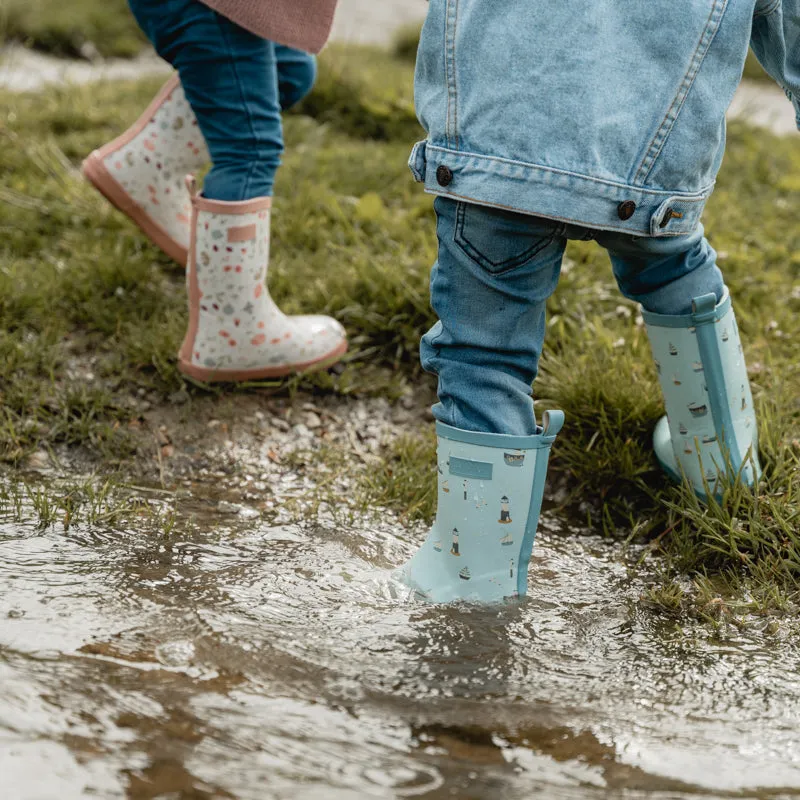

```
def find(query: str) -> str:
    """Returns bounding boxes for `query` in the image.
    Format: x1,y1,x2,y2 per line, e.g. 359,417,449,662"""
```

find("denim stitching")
444,0,460,149
443,0,451,149
452,0,460,150
424,144,715,197
453,202,557,275
754,0,781,17
633,0,728,186
432,190,700,237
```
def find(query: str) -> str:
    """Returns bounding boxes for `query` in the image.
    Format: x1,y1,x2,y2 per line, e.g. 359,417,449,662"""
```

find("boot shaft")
404,413,564,603
179,181,346,381
644,291,760,495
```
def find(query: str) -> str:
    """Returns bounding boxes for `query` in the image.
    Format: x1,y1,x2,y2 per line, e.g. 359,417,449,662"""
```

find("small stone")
169,390,190,405
79,41,100,61
155,640,195,667
271,417,291,432
292,424,312,438
24,450,50,471
207,420,222,429
304,412,323,429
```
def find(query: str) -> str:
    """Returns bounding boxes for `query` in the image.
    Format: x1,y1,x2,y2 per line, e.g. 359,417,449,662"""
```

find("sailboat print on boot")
688,402,708,418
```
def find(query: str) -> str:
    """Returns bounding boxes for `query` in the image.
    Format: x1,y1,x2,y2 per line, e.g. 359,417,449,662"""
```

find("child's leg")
402,198,567,602
125,0,346,379
421,198,566,436
594,225,724,315
274,45,317,110
128,0,282,202
595,226,759,496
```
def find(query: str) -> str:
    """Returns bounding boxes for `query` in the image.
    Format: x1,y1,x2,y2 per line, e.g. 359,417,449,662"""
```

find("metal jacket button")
617,200,636,221
436,165,453,187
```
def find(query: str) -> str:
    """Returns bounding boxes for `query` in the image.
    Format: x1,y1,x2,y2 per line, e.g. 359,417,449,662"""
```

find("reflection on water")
2,485,800,799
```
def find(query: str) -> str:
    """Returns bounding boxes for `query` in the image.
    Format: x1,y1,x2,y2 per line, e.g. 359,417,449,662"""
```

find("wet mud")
3,459,800,799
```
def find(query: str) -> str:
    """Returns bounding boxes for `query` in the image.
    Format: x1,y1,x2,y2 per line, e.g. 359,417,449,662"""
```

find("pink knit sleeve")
198,0,338,54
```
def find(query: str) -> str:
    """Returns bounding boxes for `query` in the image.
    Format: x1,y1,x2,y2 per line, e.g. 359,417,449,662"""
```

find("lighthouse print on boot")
82,74,210,265
178,180,347,381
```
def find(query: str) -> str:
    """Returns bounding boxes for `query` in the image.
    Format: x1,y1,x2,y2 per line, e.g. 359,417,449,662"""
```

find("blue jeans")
421,198,725,436
128,0,316,201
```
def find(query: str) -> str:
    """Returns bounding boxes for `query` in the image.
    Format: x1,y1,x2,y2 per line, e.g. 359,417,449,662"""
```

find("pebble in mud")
155,640,196,667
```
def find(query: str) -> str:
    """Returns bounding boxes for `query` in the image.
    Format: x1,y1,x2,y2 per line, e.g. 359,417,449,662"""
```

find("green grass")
743,51,771,83
1,0,146,58
2,41,800,615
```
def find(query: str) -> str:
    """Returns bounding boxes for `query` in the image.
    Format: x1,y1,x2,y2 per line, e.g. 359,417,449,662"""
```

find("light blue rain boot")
643,290,760,499
400,411,565,603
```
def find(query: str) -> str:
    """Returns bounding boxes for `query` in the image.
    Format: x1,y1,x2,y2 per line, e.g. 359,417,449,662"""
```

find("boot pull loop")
691,293,719,325
185,174,198,198
542,410,565,437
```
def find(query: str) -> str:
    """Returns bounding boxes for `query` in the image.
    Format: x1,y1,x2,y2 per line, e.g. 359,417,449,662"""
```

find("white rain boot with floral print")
82,73,209,265
178,180,347,381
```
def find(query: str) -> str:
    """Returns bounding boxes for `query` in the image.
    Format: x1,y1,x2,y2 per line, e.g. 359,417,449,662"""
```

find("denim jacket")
409,0,800,237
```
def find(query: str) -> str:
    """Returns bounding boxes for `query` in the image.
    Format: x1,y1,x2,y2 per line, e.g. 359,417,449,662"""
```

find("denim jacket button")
617,201,636,221
436,165,454,187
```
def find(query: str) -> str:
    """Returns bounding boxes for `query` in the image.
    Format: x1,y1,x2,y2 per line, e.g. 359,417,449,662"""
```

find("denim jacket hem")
410,141,715,238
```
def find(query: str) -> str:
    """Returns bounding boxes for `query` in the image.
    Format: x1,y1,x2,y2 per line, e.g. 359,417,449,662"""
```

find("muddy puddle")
2,472,800,800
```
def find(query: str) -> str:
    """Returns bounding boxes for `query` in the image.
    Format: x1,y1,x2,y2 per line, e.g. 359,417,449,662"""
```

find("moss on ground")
1,42,800,615
1,0,146,59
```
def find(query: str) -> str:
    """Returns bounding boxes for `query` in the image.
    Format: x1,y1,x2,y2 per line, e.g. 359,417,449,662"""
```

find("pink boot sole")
177,339,348,383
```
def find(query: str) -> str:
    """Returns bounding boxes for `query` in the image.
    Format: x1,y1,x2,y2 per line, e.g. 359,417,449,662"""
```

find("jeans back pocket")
453,202,560,275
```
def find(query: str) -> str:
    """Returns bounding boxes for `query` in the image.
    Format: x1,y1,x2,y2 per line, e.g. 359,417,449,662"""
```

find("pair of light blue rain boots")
401,290,759,604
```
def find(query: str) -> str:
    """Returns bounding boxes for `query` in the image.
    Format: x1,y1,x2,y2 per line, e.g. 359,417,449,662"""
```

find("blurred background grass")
1,0,146,58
